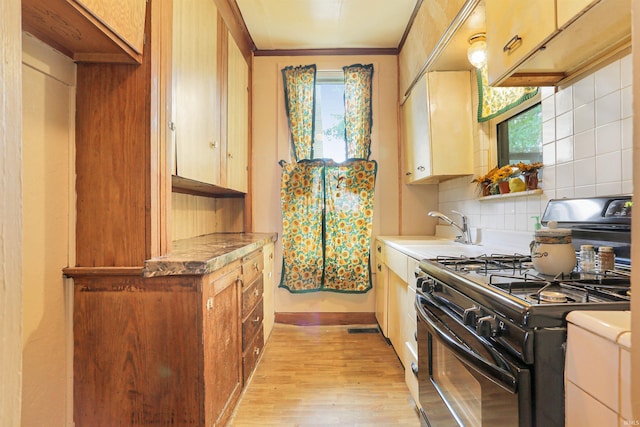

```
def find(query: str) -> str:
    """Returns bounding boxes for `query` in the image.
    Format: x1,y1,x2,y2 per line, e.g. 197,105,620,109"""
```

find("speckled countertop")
143,232,277,277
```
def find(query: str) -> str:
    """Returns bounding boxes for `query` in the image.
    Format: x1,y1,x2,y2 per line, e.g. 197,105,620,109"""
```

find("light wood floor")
227,324,422,426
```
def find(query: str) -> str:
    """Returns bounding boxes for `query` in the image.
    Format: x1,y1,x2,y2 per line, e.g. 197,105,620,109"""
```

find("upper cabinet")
22,0,147,64
225,35,249,193
398,0,467,97
171,0,249,195
486,0,631,86
402,71,473,184
172,0,222,186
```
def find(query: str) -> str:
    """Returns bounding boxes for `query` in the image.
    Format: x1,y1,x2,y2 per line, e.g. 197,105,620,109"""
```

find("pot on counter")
530,221,577,276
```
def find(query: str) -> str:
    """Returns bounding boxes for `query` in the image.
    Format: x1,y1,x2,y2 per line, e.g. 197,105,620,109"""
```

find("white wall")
252,55,434,314
21,34,76,426
0,0,24,424
438,55,633,235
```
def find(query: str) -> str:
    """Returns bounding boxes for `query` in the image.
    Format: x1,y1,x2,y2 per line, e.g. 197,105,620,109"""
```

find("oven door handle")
416,294,518,393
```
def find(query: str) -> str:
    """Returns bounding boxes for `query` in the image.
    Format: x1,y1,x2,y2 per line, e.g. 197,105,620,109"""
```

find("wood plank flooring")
227,324,422,426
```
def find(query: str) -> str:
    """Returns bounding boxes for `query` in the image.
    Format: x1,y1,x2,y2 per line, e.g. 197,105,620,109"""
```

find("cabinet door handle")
206,297,214,311
209,141,217,149
417,166,425,171
254,347,261,356
254,288,260,297
228,152,233,158
503,34,522,53
405,171,412,176
377,245,382,253
377,264,382,272
253,316,261,323
253,262,259,271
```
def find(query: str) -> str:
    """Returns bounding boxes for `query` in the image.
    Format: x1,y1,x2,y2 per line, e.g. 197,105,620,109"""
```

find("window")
313,71,346,162
496,103,542,167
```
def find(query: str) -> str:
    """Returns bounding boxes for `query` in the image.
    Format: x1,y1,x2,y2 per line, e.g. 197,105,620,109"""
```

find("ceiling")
234,0,419,51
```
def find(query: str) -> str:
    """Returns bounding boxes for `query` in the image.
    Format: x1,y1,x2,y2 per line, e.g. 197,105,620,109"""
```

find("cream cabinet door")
402,71,473,184
485,0,556,85
402,74,431,182
172,0,221,185
226,35,249,193
375,261,389,338
557,0,599,28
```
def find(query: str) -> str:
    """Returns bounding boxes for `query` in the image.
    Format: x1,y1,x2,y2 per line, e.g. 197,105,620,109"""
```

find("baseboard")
275,312,377,326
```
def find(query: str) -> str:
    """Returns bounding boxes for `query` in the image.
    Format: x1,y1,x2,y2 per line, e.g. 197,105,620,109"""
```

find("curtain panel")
343,64,374,159
279,64,376,294
282,65,317,161
476,65,538,122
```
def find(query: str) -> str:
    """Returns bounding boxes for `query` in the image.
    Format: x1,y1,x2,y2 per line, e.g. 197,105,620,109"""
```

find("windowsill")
478,189,543,201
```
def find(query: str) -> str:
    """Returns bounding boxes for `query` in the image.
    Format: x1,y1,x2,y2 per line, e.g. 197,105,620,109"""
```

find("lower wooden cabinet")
71,254,260,426
241,249,265,383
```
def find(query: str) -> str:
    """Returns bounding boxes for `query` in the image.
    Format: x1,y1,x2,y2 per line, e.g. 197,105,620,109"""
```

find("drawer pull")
206,297,214,311
377,264,382,272
377,245,382,253
254,262,259,271
254,347,261,356
254,288,260,297
253,316,261,323
411,362,418,378
417,165,425,171
503,34,522,53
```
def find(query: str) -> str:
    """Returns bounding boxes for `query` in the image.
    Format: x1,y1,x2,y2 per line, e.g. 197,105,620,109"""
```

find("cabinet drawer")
242,299,264,349
243,327,265,384
386,246,408,281
242,276,263,318
242,250,264,288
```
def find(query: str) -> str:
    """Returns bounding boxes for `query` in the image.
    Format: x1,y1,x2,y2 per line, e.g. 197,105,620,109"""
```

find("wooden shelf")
478,188,543,201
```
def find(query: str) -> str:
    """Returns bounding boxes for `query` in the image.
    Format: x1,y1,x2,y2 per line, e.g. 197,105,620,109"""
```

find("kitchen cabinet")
22,0,147,64
398,0,467,97
72,260,243,427
172,0,221,186
486,0,631,86
402,71,473,184
241,249,265,383
226,35,250,193
262,242,276,340
565,311,632,426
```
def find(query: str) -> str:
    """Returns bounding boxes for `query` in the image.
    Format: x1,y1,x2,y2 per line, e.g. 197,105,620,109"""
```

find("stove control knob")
463,307,483,327
476,315,501,338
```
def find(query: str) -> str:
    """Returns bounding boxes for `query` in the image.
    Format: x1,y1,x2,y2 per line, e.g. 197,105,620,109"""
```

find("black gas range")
415,196,631,427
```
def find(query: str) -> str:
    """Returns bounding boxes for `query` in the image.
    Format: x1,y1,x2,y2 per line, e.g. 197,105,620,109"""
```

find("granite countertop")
143,232,278,277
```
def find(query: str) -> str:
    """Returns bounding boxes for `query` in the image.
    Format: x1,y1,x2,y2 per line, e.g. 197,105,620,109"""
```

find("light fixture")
467,33,487,69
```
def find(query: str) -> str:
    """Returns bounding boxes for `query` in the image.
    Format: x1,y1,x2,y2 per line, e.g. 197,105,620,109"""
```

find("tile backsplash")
438,54,633,235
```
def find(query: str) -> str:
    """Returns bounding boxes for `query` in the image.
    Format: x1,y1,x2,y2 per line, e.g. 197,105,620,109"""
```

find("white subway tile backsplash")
541,95,556,122
543,119,556,144
573,129,596,160
622,86,633,119
622,148,633,182
556,136,574,163
436,55,632,234
622,117,633,149
573,102,594,134
596,151,622,183
595,122,621,155
620,55,632,88
556,111,574,139
555,86,573,115
543,142,556,165
574,158,596,186
556,163,575,189
595,60,621,98
595,91,621,126
573,74,595,107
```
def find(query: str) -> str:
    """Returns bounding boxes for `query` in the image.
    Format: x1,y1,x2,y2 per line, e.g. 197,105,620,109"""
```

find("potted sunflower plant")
516,161,543,190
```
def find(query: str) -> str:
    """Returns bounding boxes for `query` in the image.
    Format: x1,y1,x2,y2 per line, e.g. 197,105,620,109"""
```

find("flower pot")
525,173,539,190
481,182,492,196
498,181,511,194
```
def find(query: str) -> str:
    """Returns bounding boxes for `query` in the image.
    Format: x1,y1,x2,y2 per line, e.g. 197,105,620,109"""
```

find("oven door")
416,292,532,427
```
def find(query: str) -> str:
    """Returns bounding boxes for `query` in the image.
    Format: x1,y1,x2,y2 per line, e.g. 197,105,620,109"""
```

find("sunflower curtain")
476,64,538,122
279,64,376,293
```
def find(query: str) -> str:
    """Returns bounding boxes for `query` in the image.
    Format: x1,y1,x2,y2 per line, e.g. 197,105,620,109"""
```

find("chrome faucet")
428,210,473,244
